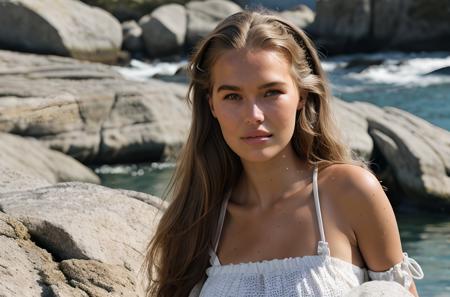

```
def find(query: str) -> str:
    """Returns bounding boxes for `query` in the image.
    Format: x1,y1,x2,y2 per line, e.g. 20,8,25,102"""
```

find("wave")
114,59,188,81
324,52,450,88
94,162,176,176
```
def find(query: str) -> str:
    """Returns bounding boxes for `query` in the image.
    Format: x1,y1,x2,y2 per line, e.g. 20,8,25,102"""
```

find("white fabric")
368,252,424,289
193,165,423,297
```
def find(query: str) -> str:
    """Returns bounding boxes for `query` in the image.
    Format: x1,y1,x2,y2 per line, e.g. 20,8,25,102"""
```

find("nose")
244,101,264,125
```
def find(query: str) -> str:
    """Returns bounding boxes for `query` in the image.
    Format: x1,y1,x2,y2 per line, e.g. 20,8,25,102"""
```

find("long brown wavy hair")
143,10,361,297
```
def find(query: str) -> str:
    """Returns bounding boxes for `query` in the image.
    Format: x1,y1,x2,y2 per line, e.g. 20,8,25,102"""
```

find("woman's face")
209,48,304,163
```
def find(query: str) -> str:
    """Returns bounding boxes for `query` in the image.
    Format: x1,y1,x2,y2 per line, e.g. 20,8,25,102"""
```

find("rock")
424,66,450,76
344,58,384,72
372,0,450,51
332,99,450,210
0,166,51,195
80,0,191,21
59,259,140,297
0,49,122,80
276,5,316,29
333,99,374,160
0,182,164,274
1,212,142,297
312,0,371,52
232,0,316,10
0,0,122,63
0,213,86,297
0,132,100,187
0,214,46,297
186,0,242,47
312,0,450,53
0,50,190,164
367,107,450,210
122,20,145,53
140,4,187,58
345,280,413,296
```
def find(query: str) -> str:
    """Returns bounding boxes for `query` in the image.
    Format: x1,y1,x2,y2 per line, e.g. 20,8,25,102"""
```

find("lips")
241,131,272,139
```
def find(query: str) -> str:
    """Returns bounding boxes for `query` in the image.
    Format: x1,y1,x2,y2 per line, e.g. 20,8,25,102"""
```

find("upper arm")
326,164,421,296
336,165,404,271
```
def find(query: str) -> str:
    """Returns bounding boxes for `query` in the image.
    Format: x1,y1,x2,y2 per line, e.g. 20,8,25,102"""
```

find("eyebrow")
216,81,287,93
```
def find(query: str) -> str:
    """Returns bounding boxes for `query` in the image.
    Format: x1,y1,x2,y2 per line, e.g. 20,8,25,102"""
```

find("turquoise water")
98,52,450,296
398,213,450,297
324,52,450,131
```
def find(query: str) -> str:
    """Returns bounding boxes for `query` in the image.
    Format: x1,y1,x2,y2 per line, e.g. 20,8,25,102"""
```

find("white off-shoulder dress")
191,166,424,297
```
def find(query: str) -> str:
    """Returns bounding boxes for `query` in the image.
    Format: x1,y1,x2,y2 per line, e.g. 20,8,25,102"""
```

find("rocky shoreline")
0,0,449,295
1,48,449,210
0,47,448,294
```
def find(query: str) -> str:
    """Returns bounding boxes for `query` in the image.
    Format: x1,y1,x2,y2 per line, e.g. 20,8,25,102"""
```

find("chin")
236,147,283,163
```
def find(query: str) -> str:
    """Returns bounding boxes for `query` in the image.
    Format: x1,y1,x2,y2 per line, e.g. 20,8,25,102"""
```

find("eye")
264,89,282,97
223,93,241,100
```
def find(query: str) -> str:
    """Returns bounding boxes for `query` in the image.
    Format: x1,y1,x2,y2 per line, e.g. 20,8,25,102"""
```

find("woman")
144,11,424,297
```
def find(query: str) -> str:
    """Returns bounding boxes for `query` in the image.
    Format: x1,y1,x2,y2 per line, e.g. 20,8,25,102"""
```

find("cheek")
270,102,298,126
214,105,238,127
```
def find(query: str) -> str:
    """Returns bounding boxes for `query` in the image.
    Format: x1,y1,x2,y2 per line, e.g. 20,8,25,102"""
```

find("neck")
235,146,313,209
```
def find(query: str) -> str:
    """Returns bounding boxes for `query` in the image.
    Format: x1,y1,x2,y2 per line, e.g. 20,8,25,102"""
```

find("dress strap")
312,165,330,256
209,191,231,266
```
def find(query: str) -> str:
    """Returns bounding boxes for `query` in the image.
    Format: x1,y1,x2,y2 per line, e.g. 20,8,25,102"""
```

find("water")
94,162,175,198
323,51,450,130
398,213,450,297
104,52,450,296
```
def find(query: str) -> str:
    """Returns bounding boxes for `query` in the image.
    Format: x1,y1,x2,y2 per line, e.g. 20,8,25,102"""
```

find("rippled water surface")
324,51,450,130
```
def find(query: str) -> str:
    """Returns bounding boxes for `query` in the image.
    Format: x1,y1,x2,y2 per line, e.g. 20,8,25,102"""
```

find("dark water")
397,213,450,297
94,162,450,297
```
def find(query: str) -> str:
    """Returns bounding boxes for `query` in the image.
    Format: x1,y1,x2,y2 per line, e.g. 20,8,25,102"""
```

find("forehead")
211,48,292,90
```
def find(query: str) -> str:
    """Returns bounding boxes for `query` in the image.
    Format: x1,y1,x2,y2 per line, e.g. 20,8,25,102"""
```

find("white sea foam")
326,52,450,87
114,53,450,88
114,59,188,81
321,61,341,72
94,162,175,175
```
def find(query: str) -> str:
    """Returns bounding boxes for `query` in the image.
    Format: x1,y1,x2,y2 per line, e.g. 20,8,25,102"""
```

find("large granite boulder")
333,98,374,160
0,182,163,273
312,0,450,53
0,207,149,296
186,0,242,47
338,100,450,210
334,99,450,211
80,0,191,21
367,107,450,210
372,0,450,51
122,20,145,53
140,3,187,58
0,180,166,296
0,0,122,63
312,0,371,51
0,50,190,164
0,132,100,187
0,213,45,297
276,5,316,29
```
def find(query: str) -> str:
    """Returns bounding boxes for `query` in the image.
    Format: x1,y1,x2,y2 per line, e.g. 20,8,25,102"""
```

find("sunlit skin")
209,48,419,296
209,48,303,165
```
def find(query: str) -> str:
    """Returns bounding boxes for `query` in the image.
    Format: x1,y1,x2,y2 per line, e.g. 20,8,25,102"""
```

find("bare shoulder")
319,163,384,202
319,163,404,271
